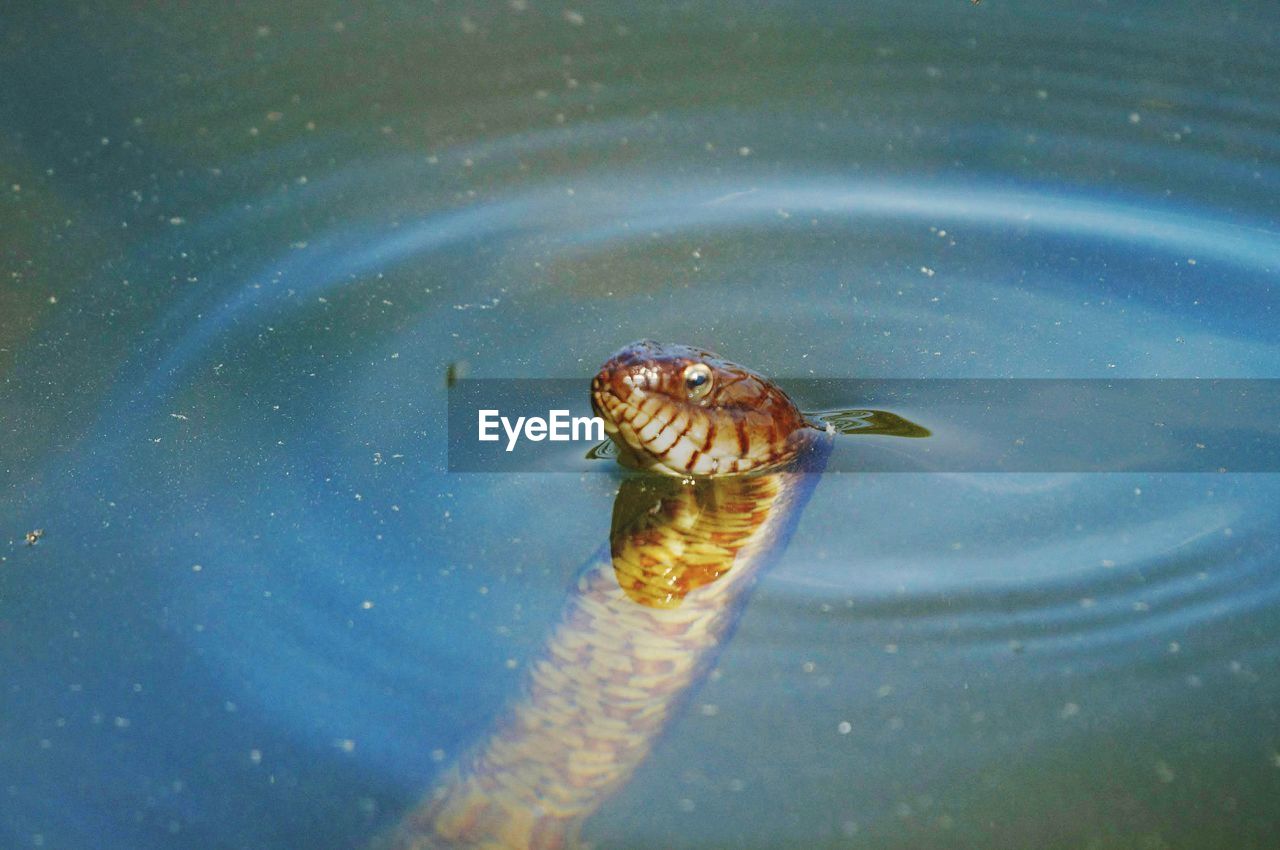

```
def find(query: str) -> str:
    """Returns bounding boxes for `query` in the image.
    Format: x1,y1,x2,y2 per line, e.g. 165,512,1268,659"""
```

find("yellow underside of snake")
379,341,830,850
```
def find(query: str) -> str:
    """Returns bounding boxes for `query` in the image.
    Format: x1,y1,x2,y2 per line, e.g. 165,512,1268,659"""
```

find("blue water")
2,1,1279,848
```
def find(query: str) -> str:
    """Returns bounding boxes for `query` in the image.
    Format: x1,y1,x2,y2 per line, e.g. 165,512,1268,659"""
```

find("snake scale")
381,341,832,849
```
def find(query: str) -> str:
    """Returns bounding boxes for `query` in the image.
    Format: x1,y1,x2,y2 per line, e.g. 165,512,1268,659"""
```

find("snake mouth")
590,366,687,475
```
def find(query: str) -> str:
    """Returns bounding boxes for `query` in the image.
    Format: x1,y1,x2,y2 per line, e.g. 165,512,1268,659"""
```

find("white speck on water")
738,146,752,156
1060,702,1081,719
1128,112,1141,124
1154,760,1176,783
430,749,446,762
677,798,695,812
838,721,852,735
564,9,585,26
249,749,263,764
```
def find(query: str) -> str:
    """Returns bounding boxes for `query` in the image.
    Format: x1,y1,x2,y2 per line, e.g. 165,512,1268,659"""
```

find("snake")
379,340,834,850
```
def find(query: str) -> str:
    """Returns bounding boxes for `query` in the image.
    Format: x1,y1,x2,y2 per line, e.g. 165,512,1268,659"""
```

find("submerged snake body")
386,341,830,850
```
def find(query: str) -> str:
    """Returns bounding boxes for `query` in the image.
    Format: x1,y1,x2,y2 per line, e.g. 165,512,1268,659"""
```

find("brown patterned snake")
379,341,833,850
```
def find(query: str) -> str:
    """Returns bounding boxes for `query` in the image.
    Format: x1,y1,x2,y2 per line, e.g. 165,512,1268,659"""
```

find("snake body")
383,341,830,849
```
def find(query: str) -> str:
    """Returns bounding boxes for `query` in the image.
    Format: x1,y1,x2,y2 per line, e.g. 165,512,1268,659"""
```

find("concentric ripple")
2,2,1279,850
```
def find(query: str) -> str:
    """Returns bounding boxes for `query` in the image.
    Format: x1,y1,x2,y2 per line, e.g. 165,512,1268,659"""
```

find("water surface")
2,1,1278,848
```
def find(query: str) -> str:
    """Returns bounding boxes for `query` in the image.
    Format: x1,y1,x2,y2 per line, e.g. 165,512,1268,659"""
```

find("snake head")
591,340,812,476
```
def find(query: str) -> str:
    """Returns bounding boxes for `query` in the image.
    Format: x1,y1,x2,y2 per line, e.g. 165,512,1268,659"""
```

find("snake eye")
683,363,714,400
